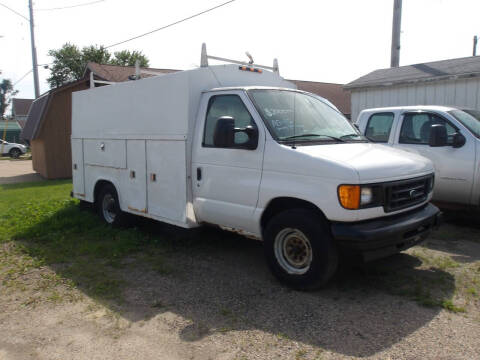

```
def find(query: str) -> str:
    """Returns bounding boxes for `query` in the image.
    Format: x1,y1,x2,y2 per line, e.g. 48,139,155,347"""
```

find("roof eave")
344,71,480,90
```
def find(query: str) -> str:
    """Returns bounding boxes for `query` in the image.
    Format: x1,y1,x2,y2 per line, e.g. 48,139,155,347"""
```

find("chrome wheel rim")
102,193,116,224
274,228,312,275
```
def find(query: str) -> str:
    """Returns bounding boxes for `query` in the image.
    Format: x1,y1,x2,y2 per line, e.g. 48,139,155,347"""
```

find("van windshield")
248,89,366,144
448,109,480,138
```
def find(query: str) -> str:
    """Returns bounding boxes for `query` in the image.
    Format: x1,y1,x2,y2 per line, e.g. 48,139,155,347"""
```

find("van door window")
203,95,255,147
400,113,456,145
365,113,394,142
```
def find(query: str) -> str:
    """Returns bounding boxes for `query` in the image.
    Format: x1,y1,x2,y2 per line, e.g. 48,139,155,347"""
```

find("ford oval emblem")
409,189,422,198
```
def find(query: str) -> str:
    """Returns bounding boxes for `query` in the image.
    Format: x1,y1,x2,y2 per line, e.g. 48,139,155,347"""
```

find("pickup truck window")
203,95,255,147
448,109,480,139
399,113,456,145
249,89,365,144
365,113,394,142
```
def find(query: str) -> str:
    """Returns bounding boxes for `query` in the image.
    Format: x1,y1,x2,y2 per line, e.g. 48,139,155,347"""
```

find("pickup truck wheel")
263,209,338,290
97,184,129,227
9,148,21,158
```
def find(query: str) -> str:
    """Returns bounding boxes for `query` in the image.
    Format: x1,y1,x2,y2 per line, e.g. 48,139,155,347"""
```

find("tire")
9,148,21,159
96,184,129,227
263,209,338,290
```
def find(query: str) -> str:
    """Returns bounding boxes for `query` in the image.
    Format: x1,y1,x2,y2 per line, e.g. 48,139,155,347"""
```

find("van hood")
294,142,433,182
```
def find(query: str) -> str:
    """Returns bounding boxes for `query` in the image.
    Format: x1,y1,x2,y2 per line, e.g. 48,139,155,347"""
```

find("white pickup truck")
356,106,480,209
71,46,441,289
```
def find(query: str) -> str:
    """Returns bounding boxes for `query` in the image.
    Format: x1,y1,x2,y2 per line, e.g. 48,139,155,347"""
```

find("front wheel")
263,209,338,290
9,148,21,158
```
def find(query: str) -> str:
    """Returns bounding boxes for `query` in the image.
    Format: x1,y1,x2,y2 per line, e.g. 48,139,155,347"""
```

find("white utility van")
356,106,480,210
72,45,441,289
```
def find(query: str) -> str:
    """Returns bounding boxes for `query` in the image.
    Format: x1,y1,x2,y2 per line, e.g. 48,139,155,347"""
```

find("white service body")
72,65,436,239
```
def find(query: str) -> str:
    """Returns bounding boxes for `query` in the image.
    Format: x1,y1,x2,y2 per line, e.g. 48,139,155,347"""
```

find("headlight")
360,187,373,205
338,185,383,210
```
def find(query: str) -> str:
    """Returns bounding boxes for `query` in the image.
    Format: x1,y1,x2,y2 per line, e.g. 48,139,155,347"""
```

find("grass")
1,180,479,315
0,180,172,307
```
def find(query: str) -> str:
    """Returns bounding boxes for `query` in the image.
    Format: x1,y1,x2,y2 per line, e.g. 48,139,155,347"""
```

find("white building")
345,56,480,121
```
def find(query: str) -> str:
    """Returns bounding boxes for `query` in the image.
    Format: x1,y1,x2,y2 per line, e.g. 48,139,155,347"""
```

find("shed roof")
290,80,351,115
11,98,34,116
345,56,480,90
22,79,88,141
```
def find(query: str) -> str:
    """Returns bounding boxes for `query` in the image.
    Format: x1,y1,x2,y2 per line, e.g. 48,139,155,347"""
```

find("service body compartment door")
84,139,127,169
121,140,147,213
71,138,85,198
146,140,187,223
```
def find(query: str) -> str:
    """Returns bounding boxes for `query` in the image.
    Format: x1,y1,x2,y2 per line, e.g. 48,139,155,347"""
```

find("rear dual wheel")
97,184,130,227
263,209,338,290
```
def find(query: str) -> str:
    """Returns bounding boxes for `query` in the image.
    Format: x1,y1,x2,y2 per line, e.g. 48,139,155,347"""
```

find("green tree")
0,79,18,119
47,44,150,88
47,43,84,88
111,50,149,67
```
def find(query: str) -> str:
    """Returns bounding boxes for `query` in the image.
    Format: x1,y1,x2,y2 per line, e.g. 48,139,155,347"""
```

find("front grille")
384,175,433,212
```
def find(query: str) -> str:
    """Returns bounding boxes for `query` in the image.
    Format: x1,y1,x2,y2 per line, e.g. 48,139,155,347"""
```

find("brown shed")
22,79,89,179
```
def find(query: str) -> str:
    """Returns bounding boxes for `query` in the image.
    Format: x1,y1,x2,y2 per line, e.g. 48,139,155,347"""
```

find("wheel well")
260,197,326,231
93,180,114,204
9,147,20,153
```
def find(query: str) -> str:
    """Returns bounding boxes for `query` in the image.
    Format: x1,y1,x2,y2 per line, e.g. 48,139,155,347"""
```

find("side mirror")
429,124,447,147
213,116,258,150
213,116,235,148
452,132,466,148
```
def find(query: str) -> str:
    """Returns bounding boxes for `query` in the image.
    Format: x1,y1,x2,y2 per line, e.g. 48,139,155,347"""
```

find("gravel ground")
0,160,43,184
1,219,479,360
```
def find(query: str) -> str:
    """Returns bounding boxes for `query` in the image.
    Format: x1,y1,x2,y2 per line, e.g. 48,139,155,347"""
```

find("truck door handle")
197,167,202,181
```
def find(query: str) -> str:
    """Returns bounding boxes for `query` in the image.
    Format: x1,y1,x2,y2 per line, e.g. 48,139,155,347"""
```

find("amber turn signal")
338,185,361,210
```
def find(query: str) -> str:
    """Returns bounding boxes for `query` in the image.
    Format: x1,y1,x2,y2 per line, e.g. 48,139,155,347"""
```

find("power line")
35,0,105,11
13,70,32,87
0,2,29,21
105,0,236,49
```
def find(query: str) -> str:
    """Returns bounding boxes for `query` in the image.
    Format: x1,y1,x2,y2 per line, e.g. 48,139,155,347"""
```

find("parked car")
0,139,27,158
355,105,480,209
71,46,441,289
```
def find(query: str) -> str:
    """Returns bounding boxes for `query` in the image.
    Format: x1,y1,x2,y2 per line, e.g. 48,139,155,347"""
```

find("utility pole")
474,36,478,56
390,0,402,68
28,0,40,98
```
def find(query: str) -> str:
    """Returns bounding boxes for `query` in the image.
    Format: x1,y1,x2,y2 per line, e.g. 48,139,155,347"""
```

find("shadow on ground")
422,209,480,263
14,202,457,358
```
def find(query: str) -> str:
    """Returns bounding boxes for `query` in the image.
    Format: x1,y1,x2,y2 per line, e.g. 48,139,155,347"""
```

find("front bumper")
331,203,442,261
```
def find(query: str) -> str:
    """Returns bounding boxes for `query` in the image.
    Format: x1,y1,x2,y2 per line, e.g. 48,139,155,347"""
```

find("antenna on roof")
199,42,280,74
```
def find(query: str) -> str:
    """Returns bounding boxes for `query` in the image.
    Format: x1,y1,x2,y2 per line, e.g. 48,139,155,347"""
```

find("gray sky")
1,0,480,100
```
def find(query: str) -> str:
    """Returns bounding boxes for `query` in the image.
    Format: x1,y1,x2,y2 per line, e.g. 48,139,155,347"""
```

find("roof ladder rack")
200,43,279,74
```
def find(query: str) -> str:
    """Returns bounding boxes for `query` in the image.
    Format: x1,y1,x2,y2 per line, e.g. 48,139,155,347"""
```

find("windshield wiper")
339,133,367,140
282,134,345,142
